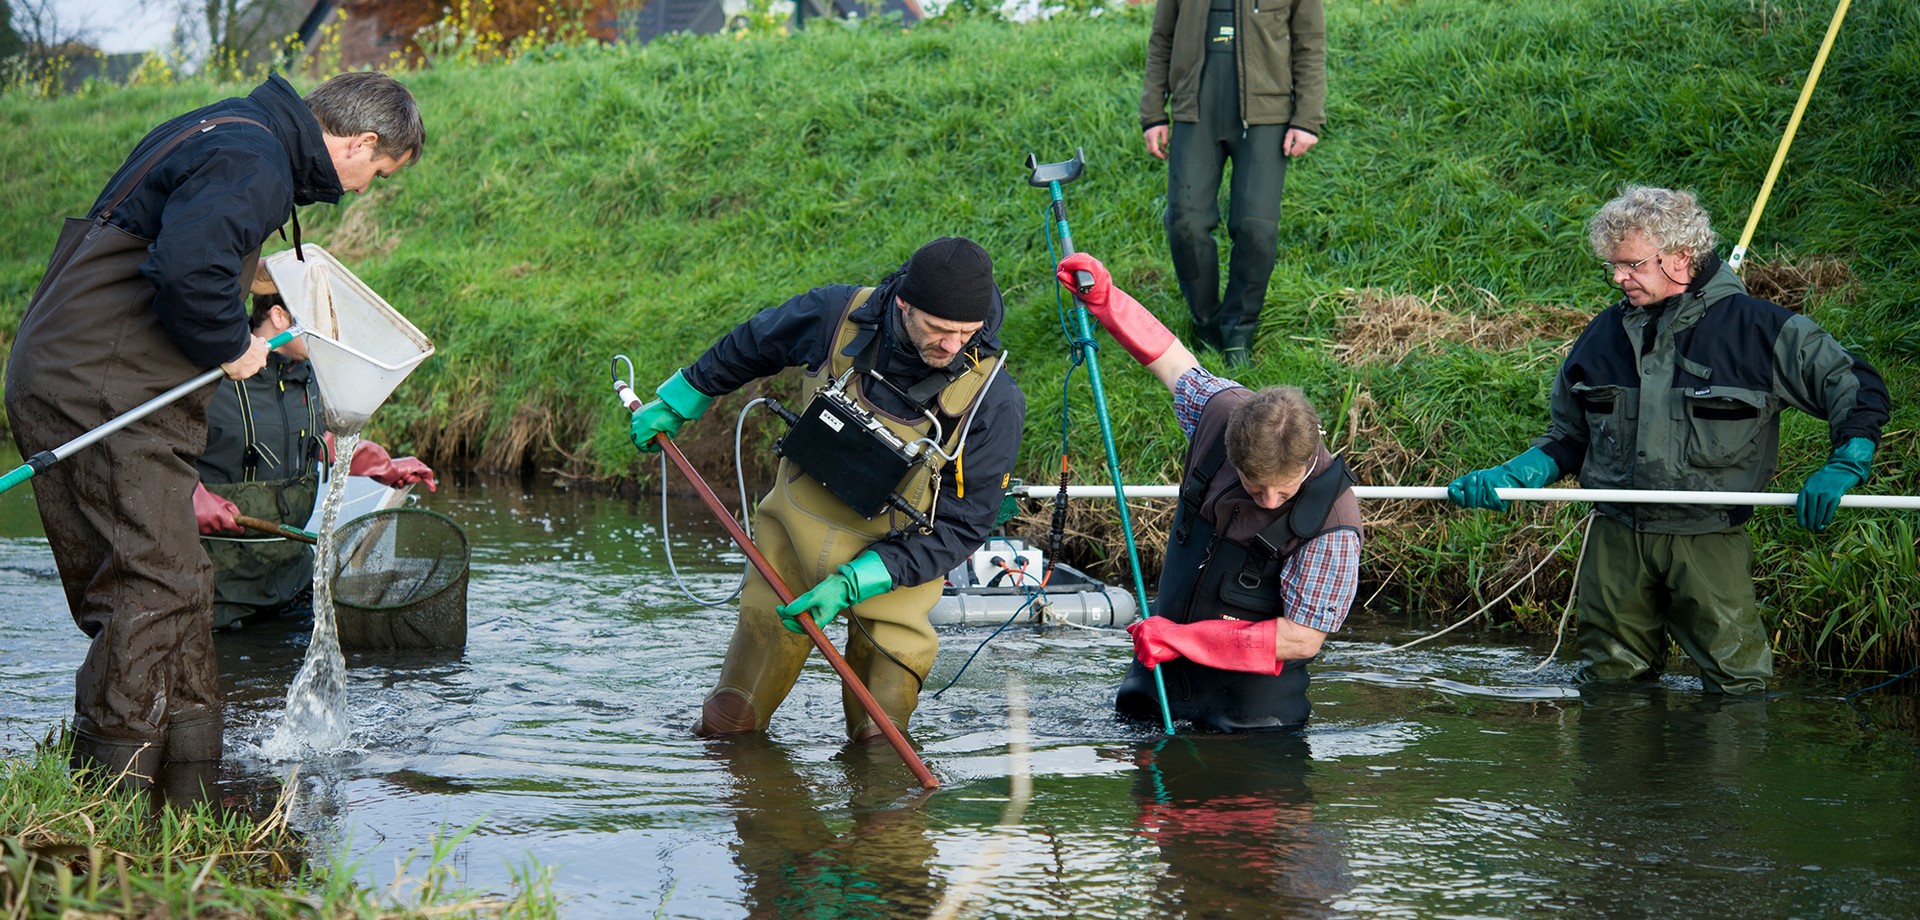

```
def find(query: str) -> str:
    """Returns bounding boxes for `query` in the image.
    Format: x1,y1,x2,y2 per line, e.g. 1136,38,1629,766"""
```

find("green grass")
1,0,1915,670
0,735,558,918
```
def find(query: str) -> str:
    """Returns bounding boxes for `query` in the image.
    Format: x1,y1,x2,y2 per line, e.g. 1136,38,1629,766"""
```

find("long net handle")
1730,0,1852,271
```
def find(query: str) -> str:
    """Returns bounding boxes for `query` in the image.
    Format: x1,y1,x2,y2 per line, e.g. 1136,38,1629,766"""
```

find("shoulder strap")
1174,435,1229,544
1251,455,1356,558
827,287,877,379
98,116,270,221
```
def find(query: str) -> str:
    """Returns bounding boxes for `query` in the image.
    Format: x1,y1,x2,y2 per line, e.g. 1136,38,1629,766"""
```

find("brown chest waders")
4,116,268,779
700,290,998,742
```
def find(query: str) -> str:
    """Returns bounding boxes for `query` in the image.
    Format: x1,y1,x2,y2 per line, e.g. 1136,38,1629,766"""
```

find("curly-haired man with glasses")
1448,185,1890,694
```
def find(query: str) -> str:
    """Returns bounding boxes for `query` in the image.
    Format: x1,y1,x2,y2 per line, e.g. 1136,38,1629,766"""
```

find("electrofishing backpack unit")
763,289,1007,533
769,368,936,522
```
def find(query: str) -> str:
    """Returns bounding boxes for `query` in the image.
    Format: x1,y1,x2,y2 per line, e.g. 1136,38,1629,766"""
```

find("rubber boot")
846,662,921,745
70,715,163,790
1188,317,1225,354
165,704,223,763
842,630,929,745
694,577,814,737
158,760,222,810
211,602,251,631
1221,324,1257,369
695,688,763,738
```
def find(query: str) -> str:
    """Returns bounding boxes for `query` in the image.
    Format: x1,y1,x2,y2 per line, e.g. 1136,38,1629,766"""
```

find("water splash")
265,432,360,758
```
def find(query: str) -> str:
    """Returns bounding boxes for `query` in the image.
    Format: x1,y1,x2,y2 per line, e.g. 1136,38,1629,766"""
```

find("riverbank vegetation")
0,0,1914,671
0,735,557,918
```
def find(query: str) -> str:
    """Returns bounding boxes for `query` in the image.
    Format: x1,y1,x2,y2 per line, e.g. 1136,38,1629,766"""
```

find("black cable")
1844,663,1920,703
931,591,1043,698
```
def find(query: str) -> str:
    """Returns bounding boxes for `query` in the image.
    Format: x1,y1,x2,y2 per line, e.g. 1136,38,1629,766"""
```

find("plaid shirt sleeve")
1280,528,1361,633
1171,365,1241,439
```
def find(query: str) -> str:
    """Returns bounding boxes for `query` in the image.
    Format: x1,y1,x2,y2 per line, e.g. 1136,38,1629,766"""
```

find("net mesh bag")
329,508,469,651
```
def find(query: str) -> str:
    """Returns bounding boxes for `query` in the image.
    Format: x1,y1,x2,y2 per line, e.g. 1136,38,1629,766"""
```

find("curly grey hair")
1587,185,1718,276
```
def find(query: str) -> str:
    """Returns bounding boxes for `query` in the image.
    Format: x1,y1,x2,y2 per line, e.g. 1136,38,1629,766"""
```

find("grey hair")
1587,185,1718,273
305,71,425,166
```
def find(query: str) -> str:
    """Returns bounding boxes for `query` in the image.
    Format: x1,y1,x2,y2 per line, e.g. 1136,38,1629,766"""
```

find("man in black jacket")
628,237,1026,743
6,71,424,785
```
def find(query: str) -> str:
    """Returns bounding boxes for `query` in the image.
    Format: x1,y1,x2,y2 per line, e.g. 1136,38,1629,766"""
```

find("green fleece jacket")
1139,0,1327,132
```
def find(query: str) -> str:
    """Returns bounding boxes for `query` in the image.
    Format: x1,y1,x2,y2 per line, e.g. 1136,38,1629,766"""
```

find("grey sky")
45,0,179,53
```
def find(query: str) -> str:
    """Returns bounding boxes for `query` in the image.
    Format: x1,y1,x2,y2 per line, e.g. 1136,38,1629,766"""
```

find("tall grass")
0,0,1914,668
0,735,559,918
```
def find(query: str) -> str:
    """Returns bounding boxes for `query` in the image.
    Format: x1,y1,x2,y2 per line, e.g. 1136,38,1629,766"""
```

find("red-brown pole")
656,435,941,789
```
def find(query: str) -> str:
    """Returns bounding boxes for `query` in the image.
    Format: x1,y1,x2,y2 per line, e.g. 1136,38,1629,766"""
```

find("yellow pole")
1729,0,1852,272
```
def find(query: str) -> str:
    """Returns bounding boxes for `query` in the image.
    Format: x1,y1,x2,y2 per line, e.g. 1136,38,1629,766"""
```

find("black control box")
777,388,920,518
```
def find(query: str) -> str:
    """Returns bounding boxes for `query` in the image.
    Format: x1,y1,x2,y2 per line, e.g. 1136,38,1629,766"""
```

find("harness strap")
1174,436,1229,544
1250,455,1357,558
235,379,261,481
98,116,270,221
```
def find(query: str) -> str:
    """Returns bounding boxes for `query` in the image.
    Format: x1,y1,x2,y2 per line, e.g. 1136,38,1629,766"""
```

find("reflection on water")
2,470,1917,918
1128,733,1348,918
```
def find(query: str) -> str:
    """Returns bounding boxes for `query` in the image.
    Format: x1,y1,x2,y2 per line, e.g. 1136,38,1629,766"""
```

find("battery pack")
778,388,921,518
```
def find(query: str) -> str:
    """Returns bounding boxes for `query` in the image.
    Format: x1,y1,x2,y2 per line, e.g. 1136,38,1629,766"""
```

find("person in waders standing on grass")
5,71,423,790
1058,252,1362,732
627,237,1027,744
1141,0,1325,366
1448,185,1890,695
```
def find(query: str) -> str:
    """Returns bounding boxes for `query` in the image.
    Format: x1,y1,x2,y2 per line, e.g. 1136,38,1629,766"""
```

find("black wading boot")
70,715,163,791
1222,324,1258,368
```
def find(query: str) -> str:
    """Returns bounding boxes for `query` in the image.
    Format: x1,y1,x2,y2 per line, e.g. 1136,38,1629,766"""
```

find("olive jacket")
1139,0,1327,132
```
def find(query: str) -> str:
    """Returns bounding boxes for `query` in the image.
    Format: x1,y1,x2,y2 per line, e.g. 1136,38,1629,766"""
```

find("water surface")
2,471,1916,918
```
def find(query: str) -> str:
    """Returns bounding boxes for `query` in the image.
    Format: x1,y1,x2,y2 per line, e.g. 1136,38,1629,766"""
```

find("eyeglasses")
1600,252,1661,276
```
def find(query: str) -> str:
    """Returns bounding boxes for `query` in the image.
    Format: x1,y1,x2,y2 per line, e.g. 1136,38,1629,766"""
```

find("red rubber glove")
1126,616,1284,676
348,441,438,492
192,482,243,535
1057,252,1175,365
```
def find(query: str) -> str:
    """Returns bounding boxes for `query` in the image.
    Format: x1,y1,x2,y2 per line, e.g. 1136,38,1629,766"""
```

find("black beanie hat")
898,237,995,323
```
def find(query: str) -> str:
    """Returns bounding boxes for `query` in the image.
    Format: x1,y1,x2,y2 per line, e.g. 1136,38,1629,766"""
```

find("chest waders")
701,289,1000,742
2,116,270,777
1117,400,1359,731
202,367,323,627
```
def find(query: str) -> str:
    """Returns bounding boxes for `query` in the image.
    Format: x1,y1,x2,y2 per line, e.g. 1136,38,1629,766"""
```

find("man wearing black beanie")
626,236,1027,744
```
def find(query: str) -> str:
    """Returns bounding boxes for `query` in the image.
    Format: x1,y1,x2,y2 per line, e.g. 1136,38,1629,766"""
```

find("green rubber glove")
1796,437,1875,532
1448,447,1561,512
777,551,893,634
629,369,713,453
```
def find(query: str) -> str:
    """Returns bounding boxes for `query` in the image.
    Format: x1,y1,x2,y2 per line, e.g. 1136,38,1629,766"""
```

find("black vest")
1116,389,1359,731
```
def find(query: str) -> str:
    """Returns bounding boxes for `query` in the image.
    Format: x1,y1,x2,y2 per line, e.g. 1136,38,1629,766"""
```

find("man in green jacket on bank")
1449,185,1891,694
1140,0,1325,365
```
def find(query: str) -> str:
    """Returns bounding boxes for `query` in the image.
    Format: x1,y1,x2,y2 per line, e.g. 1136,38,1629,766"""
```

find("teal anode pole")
1029,149,1176,735
0,328,300,496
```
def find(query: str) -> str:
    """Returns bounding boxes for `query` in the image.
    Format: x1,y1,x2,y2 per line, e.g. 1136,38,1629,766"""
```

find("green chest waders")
203,472,321,627
201,363,323,628
702,290,999,741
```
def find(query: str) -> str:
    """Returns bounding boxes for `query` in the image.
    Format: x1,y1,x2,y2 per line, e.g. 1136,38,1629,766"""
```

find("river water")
1,470,1916,918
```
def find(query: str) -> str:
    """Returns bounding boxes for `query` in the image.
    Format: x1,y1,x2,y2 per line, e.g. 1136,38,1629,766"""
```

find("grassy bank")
0,737,557,918
1,0,1915,670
